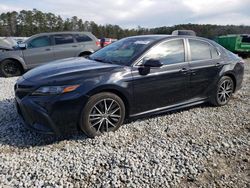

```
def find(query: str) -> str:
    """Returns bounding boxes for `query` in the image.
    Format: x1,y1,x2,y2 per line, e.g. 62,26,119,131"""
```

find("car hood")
22,57,123,84
0,38,17,51
0,45,14,51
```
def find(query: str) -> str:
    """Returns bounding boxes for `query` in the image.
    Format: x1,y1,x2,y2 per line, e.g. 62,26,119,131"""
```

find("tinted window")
189,39,212,61
144,39,185,65
54,34,74,45
75,34,92,42
28,36,50,48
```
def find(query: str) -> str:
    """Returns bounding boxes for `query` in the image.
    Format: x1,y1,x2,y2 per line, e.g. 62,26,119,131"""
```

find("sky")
0,0,250,28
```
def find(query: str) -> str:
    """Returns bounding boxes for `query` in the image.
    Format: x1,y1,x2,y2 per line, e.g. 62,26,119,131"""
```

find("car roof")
126,34,211,42
29,31,92,38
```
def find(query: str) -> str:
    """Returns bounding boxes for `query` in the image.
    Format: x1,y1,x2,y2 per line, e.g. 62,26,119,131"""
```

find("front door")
23,35,54,68
132,39,190,114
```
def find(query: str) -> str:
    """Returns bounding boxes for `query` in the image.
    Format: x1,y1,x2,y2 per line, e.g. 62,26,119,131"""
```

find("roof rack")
172,30,196,36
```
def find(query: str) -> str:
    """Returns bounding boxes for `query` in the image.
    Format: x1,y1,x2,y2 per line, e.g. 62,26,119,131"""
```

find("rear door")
187,38,222,99
75,33,96,54
52,34,78,60
23,35,54,68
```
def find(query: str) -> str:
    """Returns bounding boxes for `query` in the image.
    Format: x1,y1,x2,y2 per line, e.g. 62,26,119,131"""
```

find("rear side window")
144,39,185,65
189,39,211,61
211,46,219,58
28,36,51,48
54,34,74,45
75,34,92,42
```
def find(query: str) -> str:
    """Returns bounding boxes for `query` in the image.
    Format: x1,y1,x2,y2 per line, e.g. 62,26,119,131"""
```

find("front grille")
15,90,31,99
15,84,35,99
17,84,34,89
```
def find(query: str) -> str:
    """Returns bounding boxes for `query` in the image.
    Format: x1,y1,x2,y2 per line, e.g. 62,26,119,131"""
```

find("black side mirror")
144,59,163,67
138,59,163,75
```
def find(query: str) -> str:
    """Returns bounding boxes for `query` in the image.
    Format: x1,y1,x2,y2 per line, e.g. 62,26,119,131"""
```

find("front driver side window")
144,39,185,65
27,36,51,48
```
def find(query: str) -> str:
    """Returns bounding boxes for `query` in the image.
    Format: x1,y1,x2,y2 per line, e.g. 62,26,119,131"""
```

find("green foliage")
1,9,250,39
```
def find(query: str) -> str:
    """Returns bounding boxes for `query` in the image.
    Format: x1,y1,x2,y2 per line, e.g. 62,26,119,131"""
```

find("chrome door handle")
179,68,188,73
190,70,196,75
45,48,51,51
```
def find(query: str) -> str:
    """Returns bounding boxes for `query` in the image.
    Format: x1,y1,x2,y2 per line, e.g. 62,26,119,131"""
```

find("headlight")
32,85,80,96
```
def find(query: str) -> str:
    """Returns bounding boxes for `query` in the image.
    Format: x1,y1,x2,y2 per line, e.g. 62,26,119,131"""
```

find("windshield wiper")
91,57,106,63
90,57,122,65
106,59,123,64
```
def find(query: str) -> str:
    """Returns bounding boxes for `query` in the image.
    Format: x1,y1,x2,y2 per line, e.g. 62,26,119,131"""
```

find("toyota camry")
15,34,244,137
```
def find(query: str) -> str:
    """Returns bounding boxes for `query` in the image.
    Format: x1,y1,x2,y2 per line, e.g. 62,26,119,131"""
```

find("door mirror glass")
18,43,27,49
144,59,163,67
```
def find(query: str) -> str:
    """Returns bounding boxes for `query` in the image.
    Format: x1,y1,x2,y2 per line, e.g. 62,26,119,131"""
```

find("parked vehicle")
215,34,250,57
97,38,117,47
0,32,99,77
15,34,244,137
0,37,22,50
172,30,196,36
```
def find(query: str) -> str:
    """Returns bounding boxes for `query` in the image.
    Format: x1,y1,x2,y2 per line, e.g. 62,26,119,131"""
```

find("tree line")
1,9,250,39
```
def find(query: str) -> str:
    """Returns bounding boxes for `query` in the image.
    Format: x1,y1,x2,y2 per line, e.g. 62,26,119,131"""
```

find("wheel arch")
86,87,131,118
78,51,93,57
222,72,237,93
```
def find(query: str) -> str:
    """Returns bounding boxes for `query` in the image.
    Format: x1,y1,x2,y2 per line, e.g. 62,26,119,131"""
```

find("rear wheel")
79,52,92,58
80,92,125,137
0,59,22,77
210,76,234,106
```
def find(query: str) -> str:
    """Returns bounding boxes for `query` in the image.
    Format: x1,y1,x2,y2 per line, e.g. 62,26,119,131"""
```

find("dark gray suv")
0,32,99,77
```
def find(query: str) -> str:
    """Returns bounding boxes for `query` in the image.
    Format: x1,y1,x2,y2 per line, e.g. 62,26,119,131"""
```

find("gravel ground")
0,59,249,188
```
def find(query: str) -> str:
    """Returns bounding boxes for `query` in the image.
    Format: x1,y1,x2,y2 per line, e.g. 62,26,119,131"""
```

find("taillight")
96,41,100,47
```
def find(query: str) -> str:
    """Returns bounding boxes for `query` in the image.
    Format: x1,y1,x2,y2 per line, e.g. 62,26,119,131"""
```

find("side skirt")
129,98,208,119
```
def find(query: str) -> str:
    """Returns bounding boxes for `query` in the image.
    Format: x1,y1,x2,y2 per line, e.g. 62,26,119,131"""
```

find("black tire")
79,92,125,138
0,59,22,77
79,52,91,58
210,76,234,106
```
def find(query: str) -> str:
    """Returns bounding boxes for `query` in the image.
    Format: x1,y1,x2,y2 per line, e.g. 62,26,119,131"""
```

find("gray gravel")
0,59,249,187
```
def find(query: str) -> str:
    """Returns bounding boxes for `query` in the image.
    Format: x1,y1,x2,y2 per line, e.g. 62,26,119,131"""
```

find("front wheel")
210,76,234,106
0,59,22,77
79,52,91,58
79,92,125,137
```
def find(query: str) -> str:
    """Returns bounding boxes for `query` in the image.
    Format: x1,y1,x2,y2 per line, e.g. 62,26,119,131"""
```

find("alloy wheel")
88,98,122,133
217,79,233,104
3,62,18,75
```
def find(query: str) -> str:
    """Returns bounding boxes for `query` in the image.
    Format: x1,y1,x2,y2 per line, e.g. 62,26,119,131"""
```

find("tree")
0,9,250,39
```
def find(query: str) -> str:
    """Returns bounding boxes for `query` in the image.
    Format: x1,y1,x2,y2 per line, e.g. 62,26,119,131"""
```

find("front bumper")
15,91,89,135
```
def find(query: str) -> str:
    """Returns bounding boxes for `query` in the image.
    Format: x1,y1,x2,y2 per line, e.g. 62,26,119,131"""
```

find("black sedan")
15,35,244,137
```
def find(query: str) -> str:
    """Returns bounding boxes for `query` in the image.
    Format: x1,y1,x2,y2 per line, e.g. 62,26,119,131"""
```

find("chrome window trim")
187,38,221,63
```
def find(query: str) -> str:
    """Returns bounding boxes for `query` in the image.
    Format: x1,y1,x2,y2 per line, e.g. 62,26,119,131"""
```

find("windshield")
89,37,156,66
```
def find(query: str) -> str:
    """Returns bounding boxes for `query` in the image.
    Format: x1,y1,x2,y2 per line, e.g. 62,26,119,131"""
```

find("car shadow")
0,98,88,148
0,97,212,148
126,102,211,124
